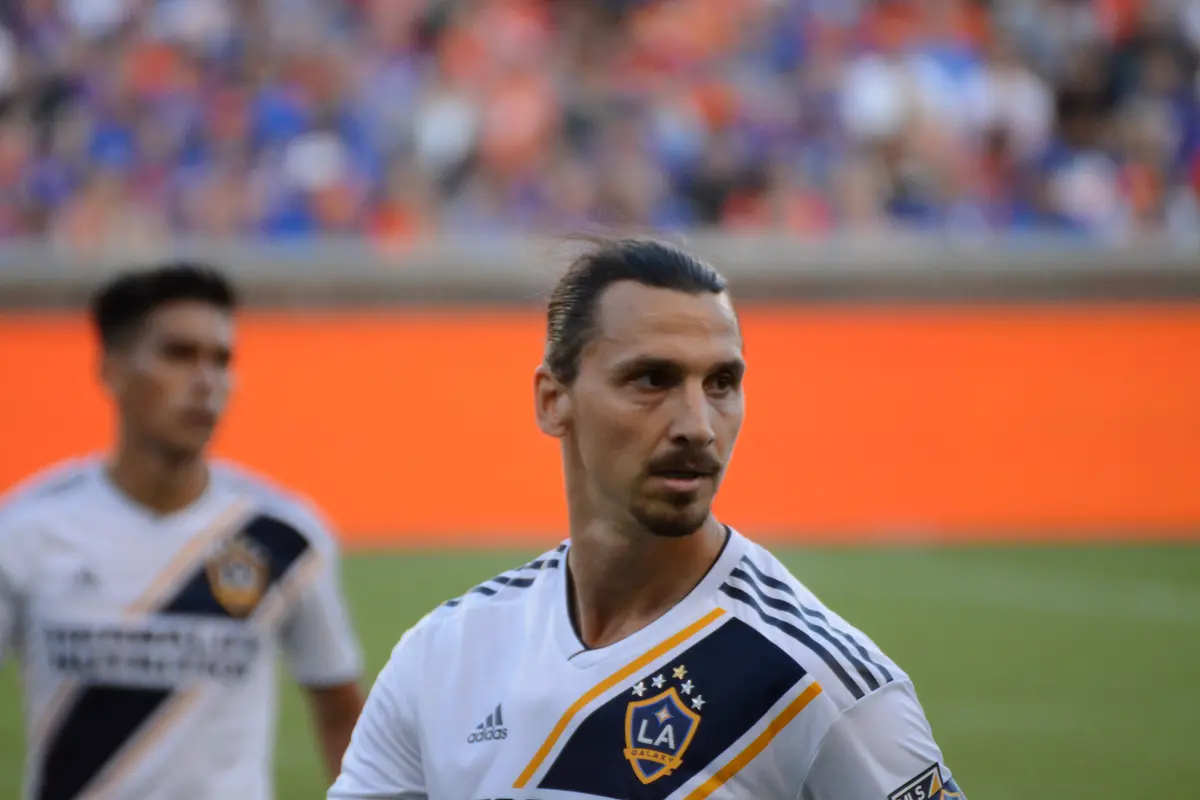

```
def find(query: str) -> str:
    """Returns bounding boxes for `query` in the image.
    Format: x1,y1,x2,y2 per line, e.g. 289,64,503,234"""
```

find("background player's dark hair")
545,237,728,384
89,261,238,351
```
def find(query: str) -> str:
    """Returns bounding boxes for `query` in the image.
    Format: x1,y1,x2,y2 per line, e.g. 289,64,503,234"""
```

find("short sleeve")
327,625,427,799
0,505,29,668
0,560,19,668
279,521,364,687
800,681,966,800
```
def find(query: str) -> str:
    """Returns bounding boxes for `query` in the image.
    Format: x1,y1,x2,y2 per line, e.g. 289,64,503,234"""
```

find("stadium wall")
3,303,1199,547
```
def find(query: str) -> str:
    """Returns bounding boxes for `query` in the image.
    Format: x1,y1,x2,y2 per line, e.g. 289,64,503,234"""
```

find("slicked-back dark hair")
89,261,238,351
545,237,728,384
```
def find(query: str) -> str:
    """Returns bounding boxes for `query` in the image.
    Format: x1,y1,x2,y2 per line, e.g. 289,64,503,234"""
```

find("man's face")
104,301,234,459
560,282,745,538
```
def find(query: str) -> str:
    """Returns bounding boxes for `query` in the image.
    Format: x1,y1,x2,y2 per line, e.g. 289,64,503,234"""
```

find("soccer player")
0,263,366,799
329,239,967,800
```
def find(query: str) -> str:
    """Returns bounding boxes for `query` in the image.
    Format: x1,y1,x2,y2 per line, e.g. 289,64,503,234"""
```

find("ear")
533,364,571,438
98,349,123,398
99,343,136,400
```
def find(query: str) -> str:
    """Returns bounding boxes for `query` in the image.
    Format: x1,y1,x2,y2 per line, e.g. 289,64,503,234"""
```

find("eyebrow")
716,358,747,378
160,336,232,358
612,355,746,376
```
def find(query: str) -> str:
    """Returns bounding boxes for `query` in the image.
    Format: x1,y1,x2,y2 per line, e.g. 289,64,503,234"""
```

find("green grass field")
2,545,1198,798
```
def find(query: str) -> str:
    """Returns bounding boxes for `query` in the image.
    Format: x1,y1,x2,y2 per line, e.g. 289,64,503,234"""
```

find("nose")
193,361,224,398
668,381,715,448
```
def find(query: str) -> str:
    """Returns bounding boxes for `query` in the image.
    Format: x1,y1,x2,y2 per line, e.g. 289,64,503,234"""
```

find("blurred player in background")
0,263,365,799
328,238,967,799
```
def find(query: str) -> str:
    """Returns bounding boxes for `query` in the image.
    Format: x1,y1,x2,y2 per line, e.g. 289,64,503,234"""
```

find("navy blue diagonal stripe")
37,514,311,800
719,584,865,700
161,515,311,618
539,616,808,797
37,688,170,800
728,567,881,693
740,557,894,684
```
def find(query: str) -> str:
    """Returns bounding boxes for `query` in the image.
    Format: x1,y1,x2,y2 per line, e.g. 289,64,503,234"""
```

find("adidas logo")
72,567,99,591
466,704,507,744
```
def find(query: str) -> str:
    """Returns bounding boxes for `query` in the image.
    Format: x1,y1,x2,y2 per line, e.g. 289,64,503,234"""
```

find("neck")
107,436,209,516
566,515,727,650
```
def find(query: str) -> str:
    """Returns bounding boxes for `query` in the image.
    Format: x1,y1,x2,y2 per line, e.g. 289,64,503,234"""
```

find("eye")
632,369,672,391
708,371,740,394
161,342,195,362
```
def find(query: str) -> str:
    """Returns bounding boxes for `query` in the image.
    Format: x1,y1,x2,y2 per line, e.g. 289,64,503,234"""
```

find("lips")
181,408,218,427
646,453,721,486
648,471,711,495
653,469,710,480
648,458,720,479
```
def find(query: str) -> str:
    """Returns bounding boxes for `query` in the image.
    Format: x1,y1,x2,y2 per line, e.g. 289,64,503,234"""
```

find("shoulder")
211,460,339,555
0,458,97,582
398,542,568,652
367,544,567,720
715,539,907,712
440,542,567,612
1,457,95,514
0,457,96,532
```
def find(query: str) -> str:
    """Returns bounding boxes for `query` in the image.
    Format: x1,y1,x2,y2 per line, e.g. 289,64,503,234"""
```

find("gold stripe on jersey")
37,509,317,800
83,687,205,798
245,547,324,628
683,681,824,800
125,498,255,616
28,499,254,758
513,607,726,789
68,513,316,798
28,683,76,768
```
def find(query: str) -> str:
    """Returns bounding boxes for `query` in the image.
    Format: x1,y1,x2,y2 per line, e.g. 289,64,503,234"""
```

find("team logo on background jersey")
623,663,704,784
206,536,269,618
889,762,964,800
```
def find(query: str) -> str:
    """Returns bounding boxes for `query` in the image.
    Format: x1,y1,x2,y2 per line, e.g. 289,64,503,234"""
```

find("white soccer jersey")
330,529,966,800
0,456,363,800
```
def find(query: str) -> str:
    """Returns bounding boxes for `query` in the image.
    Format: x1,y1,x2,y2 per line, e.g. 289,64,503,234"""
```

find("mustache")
645,450,723,476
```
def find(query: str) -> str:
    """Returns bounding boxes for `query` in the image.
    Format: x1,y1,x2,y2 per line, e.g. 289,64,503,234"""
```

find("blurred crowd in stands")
0,0,1198,252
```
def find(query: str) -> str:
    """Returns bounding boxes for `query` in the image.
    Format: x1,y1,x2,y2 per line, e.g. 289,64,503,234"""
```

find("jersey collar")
550,526,749,670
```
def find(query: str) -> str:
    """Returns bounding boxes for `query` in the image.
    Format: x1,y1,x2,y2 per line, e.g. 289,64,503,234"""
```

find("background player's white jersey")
0,456,363,800
330,528,965,800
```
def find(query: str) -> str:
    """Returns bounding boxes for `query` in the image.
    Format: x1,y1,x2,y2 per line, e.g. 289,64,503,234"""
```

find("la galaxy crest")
205,535,269,618
623,663,704,784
